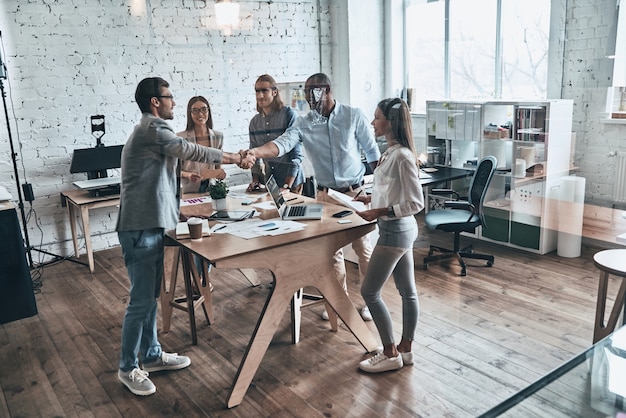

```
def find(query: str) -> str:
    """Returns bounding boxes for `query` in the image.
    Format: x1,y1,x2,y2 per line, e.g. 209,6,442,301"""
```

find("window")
405,0,550,113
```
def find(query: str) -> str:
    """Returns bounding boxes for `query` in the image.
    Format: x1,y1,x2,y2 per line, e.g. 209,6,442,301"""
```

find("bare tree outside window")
406,0,550,113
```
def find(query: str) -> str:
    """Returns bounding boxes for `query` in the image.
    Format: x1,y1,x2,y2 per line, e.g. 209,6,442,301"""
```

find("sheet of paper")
253,200,276,211
326,188,368,212
180,196,211,207
210,218,305,239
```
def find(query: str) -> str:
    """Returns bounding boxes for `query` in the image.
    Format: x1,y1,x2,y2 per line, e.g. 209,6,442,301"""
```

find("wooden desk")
166,197,378,408
60,189,120,273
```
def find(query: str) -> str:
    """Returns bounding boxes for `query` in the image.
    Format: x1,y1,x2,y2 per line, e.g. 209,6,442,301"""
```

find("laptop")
266,175,324,220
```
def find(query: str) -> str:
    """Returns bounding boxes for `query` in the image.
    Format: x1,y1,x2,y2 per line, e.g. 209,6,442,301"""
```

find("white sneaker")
359,352,403,373
142,352,191,372
321,309,330,320
322,308,372,321
118,368,156,396
360,306,372,321
400,351,414,365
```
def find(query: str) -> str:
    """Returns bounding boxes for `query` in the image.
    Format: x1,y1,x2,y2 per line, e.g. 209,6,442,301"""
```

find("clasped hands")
237,149,256,169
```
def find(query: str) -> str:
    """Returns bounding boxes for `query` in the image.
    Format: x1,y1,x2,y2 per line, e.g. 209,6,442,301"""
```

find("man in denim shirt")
245,73,380,321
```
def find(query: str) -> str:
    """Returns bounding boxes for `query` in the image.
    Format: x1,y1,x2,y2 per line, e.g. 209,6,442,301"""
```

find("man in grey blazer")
115,77,254,396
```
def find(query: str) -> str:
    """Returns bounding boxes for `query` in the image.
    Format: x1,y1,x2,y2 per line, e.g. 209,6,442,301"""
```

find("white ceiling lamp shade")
215,0,240,35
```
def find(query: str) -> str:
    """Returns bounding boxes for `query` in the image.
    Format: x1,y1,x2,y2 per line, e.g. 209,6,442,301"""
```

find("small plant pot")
213,198,227,210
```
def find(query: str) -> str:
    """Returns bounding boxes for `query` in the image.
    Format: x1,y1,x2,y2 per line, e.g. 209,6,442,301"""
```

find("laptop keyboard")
287,205,306,217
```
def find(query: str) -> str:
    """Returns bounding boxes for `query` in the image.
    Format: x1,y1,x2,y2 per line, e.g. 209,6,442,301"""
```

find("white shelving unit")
426,100,574,254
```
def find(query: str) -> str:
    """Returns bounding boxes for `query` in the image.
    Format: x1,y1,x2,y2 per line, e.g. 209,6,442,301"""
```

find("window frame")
397,0,564,114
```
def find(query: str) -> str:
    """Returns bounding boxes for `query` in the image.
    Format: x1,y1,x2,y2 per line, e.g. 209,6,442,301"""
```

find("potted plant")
208,179,229,210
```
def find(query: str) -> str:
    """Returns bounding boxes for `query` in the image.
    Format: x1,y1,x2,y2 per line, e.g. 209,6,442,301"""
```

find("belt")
317,181,363,193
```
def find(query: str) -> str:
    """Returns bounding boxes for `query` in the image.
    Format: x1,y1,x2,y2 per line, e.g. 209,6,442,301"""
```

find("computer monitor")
69,144,124,179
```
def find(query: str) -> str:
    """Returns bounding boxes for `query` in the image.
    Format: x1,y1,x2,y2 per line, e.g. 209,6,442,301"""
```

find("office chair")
423,156,497,276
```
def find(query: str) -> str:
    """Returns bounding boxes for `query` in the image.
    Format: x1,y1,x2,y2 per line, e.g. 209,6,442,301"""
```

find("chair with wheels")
423,156,497,276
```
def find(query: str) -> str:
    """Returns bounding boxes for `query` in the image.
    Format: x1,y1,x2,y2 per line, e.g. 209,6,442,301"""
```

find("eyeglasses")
191,107,209,115
156,95,174,100
304,86,327,94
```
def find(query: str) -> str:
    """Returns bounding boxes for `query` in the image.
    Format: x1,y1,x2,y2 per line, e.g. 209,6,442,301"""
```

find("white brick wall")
563,0,626,206
0,0,332,263
2,0,625,265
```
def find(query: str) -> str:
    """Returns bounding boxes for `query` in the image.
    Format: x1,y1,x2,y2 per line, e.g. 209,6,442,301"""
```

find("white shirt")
371,144,424,220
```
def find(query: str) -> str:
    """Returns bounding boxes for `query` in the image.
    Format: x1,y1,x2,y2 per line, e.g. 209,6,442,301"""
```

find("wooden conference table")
166,195,378,408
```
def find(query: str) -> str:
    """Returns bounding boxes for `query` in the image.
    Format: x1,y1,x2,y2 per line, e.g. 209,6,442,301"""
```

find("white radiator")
615,156,626,202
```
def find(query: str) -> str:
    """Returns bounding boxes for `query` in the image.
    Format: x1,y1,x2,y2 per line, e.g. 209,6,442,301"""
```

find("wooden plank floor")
0,221,622,417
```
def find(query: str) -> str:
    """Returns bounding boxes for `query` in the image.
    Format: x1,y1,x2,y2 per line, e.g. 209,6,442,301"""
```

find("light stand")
1,75,84,269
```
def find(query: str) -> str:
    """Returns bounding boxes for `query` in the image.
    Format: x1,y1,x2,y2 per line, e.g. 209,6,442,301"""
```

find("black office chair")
423,156,497,276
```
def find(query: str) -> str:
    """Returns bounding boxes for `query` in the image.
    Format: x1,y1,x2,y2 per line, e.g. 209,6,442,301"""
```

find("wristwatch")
387,206,395,217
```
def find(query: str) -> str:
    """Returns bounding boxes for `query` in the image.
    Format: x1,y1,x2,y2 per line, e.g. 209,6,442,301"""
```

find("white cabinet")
426,100,574,254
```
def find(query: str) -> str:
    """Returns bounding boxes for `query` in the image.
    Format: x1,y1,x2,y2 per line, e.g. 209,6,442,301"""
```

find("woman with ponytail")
354,98,425,373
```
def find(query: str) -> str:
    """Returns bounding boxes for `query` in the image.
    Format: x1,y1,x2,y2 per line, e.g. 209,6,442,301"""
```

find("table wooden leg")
67,202,79,260
161,247,180,333
197,258,213,325
181,251,199,345
290,288,302,344
227,279,300,408
325,300,339,332
593,272,626,343
78,205,94,273
211,224,377,408
318,277,373,349
239,268,261,286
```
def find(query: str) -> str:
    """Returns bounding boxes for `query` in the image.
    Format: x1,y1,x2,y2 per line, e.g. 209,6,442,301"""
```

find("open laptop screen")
266,175,286,210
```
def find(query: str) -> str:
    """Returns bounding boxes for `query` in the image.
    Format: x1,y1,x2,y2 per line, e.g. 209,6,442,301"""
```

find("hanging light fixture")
215,0,240,35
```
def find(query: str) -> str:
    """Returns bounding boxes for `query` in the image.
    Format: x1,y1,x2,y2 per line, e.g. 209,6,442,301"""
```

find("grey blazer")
116,113,223,232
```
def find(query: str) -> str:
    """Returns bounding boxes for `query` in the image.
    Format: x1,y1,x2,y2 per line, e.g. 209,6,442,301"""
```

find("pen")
286,197,298,202
215,225,227,231
354,189,363,199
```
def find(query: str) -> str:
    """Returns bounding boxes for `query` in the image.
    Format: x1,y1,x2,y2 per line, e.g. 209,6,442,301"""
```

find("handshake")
237,149,255,169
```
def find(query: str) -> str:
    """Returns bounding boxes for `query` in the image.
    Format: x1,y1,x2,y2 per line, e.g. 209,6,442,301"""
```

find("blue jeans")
118,228,164,371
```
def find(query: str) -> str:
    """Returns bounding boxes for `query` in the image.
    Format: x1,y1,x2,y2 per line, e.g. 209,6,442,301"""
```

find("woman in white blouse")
354,98,425,373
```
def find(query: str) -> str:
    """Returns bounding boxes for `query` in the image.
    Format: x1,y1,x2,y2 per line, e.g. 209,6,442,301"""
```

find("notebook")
266,175,323,220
